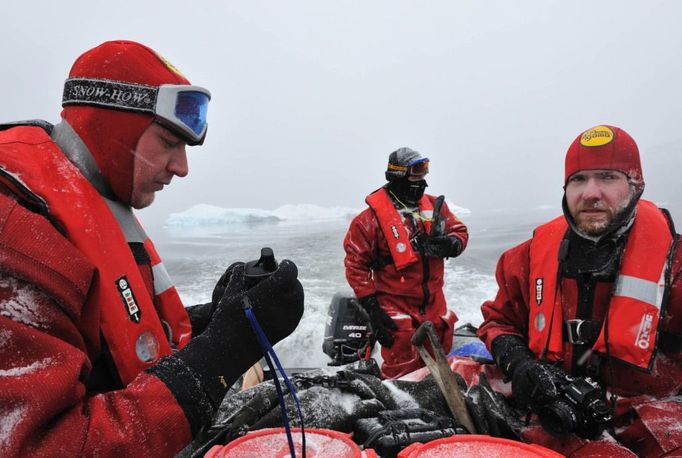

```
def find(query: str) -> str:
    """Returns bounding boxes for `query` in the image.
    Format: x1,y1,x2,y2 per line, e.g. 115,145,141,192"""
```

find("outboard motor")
322,293,372,366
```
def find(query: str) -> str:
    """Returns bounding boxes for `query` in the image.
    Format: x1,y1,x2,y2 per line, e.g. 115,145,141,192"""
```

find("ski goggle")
62,78,211,145
407,158,430,177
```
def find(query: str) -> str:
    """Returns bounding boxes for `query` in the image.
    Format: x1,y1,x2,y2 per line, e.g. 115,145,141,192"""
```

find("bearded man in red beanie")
0,41,303,457
477,125,682,456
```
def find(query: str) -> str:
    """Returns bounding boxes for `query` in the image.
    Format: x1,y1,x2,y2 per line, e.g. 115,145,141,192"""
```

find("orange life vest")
528,200,674,371
0,125,191,384
365,188,433,271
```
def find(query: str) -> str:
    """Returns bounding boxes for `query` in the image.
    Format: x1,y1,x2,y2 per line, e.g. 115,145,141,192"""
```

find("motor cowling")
322,293,372,366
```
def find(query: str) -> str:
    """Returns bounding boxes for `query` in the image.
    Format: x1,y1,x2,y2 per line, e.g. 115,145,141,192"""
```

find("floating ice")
166,202,470,228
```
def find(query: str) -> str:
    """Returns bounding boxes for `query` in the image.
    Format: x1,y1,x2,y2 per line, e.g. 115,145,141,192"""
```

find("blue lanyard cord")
244,306,306,458
243,298,306,458
260,349,296,455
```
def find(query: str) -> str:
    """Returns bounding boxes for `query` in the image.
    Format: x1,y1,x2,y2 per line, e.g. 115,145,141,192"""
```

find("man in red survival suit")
0,41,304,457
477,125,682,457
344,147,468,379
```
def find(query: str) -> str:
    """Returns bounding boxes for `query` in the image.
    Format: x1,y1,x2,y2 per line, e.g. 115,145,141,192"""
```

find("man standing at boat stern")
344,147,468,379
478,125,682,456
0,41,303,457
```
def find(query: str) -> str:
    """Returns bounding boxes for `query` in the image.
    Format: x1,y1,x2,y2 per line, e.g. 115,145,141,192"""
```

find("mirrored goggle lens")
174,91,209,136
408,159,429,176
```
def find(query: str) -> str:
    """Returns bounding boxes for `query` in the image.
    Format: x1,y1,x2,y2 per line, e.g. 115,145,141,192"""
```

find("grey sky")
3,1,682,227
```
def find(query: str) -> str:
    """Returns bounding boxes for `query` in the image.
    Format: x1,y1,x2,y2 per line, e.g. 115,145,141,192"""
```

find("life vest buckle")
565,319,589,345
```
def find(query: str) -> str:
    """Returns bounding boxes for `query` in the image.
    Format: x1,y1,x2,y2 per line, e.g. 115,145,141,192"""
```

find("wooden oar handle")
412,320,438,347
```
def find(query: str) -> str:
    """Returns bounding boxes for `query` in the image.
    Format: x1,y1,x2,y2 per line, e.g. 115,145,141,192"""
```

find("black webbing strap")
62,78,157,113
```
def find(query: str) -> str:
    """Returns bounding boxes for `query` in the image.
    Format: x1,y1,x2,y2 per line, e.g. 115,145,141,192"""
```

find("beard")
573,194,633,237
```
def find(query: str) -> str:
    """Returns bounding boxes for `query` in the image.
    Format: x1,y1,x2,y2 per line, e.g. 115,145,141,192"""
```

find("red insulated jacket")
478,209,682,398
344,189,468,313
0,125,210,457
477,206,682,456
344,189,468,378
527,200,673,371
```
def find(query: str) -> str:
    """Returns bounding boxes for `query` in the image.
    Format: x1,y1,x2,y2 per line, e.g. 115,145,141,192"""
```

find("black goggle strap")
62,78,158,114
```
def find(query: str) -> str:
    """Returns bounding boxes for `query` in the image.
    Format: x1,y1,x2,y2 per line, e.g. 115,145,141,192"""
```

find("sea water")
147,205,558,369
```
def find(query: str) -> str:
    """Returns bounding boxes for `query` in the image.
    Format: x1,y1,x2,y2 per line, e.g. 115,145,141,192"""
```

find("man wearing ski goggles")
0,40,304,457
344,147,468,379
386,157,430,180
62,77,211,145
407,157,429,179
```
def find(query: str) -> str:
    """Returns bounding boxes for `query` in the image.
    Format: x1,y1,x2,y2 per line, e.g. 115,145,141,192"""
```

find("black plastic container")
244,247,278,288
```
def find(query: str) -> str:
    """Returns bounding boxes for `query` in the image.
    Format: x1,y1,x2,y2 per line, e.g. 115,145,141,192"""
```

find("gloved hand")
185,262,243,336
359,295,398,348
491,334,560,410
211,262,243,305
171,260,304,407
422,235,462,258
511,359,561,409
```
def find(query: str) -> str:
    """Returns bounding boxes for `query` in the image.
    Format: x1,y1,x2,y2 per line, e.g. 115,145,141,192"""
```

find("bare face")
565,169,633,236
131,123,189,209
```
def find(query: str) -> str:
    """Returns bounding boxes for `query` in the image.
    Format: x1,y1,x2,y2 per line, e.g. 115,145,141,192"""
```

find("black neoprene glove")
359,295,398,348
185,262,243,336
422,235,462,259
166,261,304,407
211,262,243,306
491,334,561,409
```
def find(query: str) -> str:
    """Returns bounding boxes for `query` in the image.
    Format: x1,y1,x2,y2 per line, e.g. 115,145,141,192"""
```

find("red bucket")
397,434,564,457
204,428,377,458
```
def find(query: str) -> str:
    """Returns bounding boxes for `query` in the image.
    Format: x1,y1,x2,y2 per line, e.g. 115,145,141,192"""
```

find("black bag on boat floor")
180,366,450,457
179,361,522,457
354,408,466,458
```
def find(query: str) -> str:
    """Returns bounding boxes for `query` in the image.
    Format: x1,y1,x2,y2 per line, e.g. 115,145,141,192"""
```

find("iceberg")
165,203,280,227
166,201,471,228
165,203,362,228
447,201,471,216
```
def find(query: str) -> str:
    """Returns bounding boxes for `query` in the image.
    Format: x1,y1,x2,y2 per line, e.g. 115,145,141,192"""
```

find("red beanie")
564,125,643,185
61,40,191,204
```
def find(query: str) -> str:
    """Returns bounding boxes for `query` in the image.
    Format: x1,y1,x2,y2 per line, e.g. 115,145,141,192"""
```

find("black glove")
165,261,304,407
185,262,243,336
422,235,462,258
491,334,560,409
511,359,562,409
211,262,243,306
185,302,214,336
359,295,398,348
